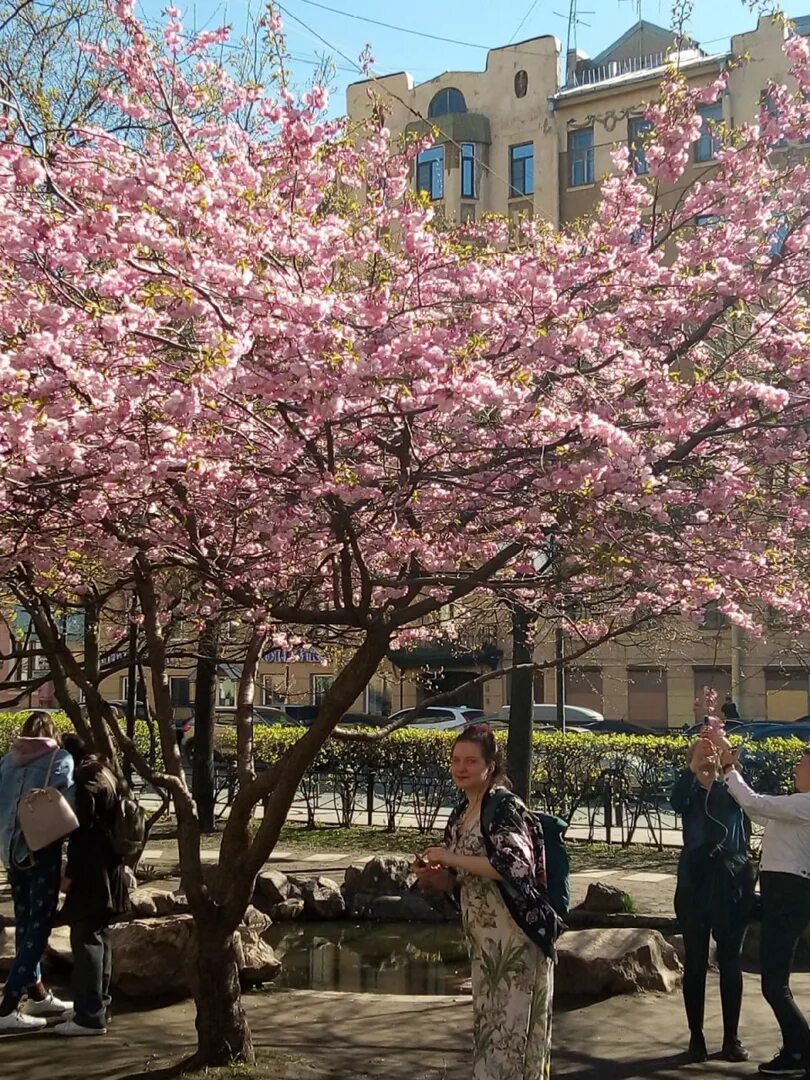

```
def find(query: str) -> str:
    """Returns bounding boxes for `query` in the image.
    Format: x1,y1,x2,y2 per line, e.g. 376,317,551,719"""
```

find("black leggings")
675,883,748,1040
760,871,810,1058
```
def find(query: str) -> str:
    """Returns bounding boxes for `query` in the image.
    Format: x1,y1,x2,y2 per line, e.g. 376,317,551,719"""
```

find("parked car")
496,703,605,726
682,718,749,737
184,705,289,748
283,704,319,724
390,705,487,731
736,721,810,742
283,707,390,728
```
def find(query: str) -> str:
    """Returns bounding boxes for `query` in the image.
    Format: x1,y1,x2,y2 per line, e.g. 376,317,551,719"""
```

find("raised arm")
725,768,810,824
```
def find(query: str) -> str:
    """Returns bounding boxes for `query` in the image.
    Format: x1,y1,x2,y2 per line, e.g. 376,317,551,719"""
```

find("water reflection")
265,921,470,996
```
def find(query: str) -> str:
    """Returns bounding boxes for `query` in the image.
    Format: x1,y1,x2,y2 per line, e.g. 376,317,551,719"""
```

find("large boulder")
578,882,632,915
235,927,282,986
343,856,414,899
129,887,189,919
0,928,15,974
367,893,454,922
254,870,291,912
557,928,682,996
269,898,305,921
109,915,196,997
242,905,272,934
107,915,283,998
46,926,74,967
299,876,345,919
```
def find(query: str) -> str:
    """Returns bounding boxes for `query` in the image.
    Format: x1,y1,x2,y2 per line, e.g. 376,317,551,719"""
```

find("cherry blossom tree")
1,2,810,1066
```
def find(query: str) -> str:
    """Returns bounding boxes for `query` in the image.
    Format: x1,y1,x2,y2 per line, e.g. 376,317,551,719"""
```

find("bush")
0,709,153,760
3,712,804,830
216,724,805,793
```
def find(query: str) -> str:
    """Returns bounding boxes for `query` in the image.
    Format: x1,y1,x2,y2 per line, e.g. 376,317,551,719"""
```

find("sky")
137,0,810,112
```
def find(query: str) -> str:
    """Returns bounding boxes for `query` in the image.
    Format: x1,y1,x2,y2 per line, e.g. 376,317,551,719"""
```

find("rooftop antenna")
552,0,594,58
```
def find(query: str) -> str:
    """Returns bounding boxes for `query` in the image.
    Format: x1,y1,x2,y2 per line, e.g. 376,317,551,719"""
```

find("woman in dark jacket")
671,736,754,1064
54,742,130,1037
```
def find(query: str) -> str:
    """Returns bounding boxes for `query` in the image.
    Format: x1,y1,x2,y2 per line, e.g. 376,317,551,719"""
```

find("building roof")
555,49,727,102
590,19,699,65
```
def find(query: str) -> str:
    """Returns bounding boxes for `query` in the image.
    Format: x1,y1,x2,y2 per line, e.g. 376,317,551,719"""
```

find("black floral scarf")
445,785,562,960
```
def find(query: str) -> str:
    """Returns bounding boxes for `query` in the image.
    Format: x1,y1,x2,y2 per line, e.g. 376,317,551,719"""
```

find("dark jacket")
670,770,754,917
59,761,131,926
445,786,561,959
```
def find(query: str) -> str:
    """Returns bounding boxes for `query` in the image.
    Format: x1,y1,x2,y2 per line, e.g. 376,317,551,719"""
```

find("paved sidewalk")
0,975,805,1079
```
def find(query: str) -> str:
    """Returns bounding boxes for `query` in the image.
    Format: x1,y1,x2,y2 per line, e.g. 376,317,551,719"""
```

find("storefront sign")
263,647,321,664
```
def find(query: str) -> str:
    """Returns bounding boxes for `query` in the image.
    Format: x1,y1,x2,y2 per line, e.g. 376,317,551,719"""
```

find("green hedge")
0,710,153,760
2,713,804,816
227,725,805,801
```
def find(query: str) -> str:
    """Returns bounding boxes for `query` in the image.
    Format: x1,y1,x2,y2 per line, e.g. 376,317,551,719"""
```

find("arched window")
428,87,467,118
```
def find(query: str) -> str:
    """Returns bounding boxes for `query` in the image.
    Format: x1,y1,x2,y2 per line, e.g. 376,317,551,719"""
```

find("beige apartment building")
342,14,810,728
346,14,807,229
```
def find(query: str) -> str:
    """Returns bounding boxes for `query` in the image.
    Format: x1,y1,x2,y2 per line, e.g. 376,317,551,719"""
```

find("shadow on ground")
1,972,807,1079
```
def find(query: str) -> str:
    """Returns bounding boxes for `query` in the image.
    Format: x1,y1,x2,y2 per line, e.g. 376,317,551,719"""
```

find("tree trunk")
192,619,218,834
192,917,254,1066
507,603,534,802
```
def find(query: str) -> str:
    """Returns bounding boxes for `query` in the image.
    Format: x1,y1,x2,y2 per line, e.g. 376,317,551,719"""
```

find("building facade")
345,14,810,728
347,15,808,229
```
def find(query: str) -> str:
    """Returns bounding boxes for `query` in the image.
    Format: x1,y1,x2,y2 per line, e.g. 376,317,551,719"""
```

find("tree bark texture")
507,603,534,803
191,916,255,1066
192,619,218,833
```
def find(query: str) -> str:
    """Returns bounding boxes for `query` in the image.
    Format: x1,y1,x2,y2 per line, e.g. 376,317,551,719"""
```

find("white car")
391,706,487,731
496,703,605,726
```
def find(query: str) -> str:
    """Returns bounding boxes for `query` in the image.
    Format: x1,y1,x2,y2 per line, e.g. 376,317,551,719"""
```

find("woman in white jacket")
719,742,810,1078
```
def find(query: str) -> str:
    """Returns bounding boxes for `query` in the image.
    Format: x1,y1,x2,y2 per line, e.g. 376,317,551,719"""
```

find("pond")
265,921,471,996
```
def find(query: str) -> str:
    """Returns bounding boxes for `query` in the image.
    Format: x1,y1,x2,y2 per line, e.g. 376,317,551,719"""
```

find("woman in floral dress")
414,725,559,1080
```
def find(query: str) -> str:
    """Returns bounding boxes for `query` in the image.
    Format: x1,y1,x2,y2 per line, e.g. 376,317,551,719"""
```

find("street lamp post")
555,620,566,736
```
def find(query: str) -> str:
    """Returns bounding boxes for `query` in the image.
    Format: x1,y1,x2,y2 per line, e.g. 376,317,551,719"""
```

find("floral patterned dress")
450,815,554,1080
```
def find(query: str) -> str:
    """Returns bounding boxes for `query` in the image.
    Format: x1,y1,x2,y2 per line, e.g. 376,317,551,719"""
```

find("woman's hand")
421,846,457,869
720,746,743,773
412,861,455,893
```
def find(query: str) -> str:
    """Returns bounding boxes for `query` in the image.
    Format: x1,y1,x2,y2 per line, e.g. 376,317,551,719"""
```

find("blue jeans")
5,846,62,998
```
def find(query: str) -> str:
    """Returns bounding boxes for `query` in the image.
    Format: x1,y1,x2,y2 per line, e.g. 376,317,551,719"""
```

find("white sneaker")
25,992,73,1017
0,1010,48,1034
53,1019,106,1037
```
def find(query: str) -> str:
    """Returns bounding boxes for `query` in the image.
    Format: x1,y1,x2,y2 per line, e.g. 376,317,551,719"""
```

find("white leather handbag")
17,750,79,852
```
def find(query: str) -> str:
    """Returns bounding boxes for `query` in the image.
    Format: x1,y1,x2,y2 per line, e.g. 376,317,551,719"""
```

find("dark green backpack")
482,792,571,917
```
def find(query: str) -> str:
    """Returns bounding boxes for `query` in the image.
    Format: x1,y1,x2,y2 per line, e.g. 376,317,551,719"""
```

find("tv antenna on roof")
552,0,594,58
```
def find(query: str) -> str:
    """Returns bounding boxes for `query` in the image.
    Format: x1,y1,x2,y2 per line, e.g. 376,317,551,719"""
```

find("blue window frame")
568,128,594,187
769,215,789,257
509,142,534,197
628,117,653,175
695,102,723,163
461,142,477,199
416,145,444,200
428,88,466,118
